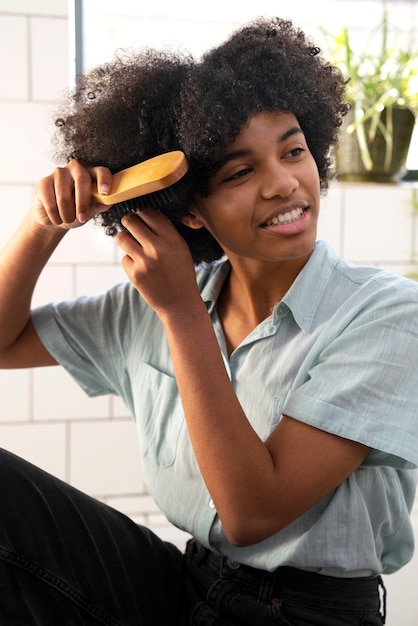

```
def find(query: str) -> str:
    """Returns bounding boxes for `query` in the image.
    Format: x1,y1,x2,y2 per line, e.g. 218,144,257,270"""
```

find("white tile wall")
30,16,69,101
0,0,67,15
0,1,417,623
0,102,58,182
0,421,67,477
0,368,31,422
69,419,144,494
0,15,28,100
317,183,418,272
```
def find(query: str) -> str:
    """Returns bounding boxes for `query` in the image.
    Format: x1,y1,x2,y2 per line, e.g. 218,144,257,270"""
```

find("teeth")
266,207,303,226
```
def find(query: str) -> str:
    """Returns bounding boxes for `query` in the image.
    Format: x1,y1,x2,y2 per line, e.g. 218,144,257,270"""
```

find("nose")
259,159,298,199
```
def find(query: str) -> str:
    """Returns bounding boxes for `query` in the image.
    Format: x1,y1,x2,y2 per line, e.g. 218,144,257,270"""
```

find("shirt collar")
282,240,339,333
198,241,338,333
199,258,231,314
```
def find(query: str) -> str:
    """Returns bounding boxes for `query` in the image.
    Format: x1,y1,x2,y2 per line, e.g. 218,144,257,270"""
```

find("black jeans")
184,541,386,625
0,448,386,625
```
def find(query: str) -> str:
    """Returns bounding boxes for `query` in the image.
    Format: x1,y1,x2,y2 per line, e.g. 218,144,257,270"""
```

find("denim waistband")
186,539,386,619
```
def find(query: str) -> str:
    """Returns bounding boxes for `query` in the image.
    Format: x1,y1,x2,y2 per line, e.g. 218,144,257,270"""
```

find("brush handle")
92,151,188,206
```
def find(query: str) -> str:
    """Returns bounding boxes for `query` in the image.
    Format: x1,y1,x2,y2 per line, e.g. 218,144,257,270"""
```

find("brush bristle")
108,184,182,218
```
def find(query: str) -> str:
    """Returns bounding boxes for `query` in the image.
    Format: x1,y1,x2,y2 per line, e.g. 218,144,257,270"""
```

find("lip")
260,200,309,227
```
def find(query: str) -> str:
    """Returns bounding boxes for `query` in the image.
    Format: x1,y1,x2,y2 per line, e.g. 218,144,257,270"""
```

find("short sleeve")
31,282,142,399
283,278,418,469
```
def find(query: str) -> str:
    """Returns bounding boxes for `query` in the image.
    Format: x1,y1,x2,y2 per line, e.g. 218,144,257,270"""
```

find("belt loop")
377,576,387,624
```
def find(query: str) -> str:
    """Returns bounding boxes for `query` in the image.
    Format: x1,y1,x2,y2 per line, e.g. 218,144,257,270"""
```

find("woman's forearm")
161,301,278,544
0,212,67,358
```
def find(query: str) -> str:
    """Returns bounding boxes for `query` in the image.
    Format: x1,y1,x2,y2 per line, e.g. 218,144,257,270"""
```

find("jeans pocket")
201,578,294,626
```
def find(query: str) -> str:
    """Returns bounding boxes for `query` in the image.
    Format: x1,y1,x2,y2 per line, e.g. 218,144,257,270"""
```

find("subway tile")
32,265,75,307
0,185,34,248
106,494,160,517
148,512,173,527
75,264,127,298
33,366,111,421
69,419,143,496
341,184,416,264
94,494,153,522
146,510,192,548
0,15,28,100
0,102,57,183
30,16,69,101
110,394,133,419
0,422,66,479
48,221,119,265
0,0,67,15
0,369,30,422
125,513,148,525
149,523,191,549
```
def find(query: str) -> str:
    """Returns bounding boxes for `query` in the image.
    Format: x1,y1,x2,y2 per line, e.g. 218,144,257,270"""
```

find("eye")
223,167,252,182
284,147,305,158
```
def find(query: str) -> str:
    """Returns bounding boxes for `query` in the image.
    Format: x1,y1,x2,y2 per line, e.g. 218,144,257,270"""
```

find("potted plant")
324,1,418,183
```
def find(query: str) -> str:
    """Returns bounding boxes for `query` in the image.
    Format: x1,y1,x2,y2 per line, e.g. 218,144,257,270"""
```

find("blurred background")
0,1,417,623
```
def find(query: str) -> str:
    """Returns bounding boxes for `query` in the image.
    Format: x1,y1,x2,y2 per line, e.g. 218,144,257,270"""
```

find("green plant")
324,0,418,172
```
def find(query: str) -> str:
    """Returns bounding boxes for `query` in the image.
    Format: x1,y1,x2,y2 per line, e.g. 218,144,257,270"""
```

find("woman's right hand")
32,159,113,230
0,160,114,368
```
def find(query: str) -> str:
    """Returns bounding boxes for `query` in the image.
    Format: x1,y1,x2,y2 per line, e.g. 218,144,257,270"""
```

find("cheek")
308,159,321,186
304,164,321,201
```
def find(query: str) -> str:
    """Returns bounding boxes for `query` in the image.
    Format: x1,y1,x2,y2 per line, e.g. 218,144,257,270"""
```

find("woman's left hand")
116,209,200,317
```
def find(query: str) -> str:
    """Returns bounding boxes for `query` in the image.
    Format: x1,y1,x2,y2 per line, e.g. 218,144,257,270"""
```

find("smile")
265,207,304,226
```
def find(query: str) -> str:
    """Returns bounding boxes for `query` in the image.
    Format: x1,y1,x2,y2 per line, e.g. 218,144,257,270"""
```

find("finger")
120,250,138,277
117,232,147,284
116,229,143,257
121,209,171,240
67,160,113,223
119,215,155,249
36,168,73,225
64,160,94,223
87,165,113,198
53,166,78,224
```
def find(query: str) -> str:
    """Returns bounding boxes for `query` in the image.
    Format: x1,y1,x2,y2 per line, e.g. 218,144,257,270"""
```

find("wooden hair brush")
92,150,188,217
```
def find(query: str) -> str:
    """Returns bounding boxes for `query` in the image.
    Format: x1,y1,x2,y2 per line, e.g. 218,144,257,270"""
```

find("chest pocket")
133,362,185,468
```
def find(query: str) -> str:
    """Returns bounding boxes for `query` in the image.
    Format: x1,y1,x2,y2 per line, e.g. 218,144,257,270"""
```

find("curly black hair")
52,17,348,263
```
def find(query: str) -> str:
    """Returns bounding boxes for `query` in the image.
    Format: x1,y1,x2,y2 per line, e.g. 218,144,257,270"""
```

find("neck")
224,256,309,323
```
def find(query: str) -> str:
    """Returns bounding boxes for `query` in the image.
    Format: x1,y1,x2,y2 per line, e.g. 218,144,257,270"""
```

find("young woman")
0,16,417,625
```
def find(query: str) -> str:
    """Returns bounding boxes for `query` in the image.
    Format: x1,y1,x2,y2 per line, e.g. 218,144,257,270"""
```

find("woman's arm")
0,160,112,369
117,209,371,547
159,299,370,546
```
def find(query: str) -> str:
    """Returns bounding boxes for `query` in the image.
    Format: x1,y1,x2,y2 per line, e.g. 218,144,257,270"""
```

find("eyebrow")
214,126,305,169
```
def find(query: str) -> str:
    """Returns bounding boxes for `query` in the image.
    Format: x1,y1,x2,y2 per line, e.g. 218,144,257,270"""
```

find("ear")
181,204,206,230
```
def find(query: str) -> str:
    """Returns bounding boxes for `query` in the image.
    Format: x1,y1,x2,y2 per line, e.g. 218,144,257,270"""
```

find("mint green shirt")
32,241,418,576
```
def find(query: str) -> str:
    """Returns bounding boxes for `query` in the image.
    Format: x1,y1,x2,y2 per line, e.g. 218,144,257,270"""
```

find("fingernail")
99,183,110,195
78,212,87,223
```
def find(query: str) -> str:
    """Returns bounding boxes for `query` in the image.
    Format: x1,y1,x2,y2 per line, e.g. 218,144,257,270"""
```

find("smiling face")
183,111,321,272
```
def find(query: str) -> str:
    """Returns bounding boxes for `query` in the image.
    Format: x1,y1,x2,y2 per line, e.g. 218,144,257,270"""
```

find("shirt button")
277,306,283,315
209,498,216,509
